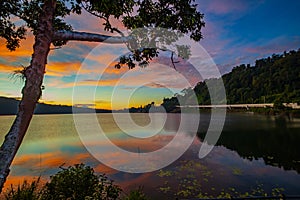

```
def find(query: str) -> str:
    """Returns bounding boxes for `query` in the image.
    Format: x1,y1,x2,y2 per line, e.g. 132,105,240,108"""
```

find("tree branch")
80,2,125,37
52,30,129,44
171,51,180,70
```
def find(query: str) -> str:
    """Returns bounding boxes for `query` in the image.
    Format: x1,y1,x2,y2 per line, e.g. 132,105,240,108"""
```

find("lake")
0,113,299,199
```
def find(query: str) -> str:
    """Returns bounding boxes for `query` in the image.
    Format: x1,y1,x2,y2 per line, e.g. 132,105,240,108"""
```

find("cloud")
198,0,263,16
76,78,119,87
46,61,84,77
0,36,33,75
144,82,166,88
93,163,118,175
75,64,194,89
245,36,300,56
205,0,247,14
0,63,22,73
0,35,33,58
65,9,126,34
47,43,128,78
49,41,96,64
45,54,205,91
94,100,112,109
73,103,95,108
95,100,110,104
213,35,300,74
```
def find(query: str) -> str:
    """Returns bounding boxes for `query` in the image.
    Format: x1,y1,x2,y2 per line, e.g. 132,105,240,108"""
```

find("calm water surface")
0,113,299,199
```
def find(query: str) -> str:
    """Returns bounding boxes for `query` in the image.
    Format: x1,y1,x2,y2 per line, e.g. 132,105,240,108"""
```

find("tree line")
160,49,300,112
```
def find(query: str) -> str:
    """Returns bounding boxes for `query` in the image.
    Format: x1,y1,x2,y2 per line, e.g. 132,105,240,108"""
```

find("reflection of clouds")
5,126,299,195
81,132,195,172
118,173,153,189
12,152,91,169
6,130,177,190
112,136,173,152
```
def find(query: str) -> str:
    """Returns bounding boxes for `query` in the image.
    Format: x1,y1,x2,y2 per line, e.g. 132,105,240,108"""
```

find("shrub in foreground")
5,164,122,200
5,178,41,200
42,163,121,200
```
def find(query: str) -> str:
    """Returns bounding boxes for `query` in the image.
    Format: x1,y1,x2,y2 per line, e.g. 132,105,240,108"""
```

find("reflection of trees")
197,116,300,174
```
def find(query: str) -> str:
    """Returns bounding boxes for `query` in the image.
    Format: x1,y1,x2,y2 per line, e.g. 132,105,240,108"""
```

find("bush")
123,187,149,200
5,178,42,200
42,164,121,200
4,164,152,200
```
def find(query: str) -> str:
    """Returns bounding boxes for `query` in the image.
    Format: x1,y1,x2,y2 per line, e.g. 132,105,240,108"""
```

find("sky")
0,0,300,110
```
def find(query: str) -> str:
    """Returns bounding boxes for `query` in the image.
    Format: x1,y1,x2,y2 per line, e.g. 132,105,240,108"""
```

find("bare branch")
110,26,125,37
80,2,125,37
80,2,106,20
170,52,179,70
52,30,130,44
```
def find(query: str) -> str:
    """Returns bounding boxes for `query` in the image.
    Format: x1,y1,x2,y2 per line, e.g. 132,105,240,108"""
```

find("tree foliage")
4,164,150,200
42,164,121,200
4,178,42,200
161,49,300,111
1,0,204,66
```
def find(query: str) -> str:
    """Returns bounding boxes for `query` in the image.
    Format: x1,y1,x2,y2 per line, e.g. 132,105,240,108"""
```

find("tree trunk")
0,0,56,193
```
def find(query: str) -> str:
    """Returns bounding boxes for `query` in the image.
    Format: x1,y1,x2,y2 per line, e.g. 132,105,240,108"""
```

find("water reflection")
197,113,300,173
0,113,299,198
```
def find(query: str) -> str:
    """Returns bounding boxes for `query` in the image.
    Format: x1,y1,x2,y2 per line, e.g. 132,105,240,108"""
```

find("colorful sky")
0,0,300,110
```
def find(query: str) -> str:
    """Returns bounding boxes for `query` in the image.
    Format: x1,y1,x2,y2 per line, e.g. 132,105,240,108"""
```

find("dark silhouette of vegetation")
0,96,111,115
162,96,180,113
161,49,300,112
4,164,151,200
128,102,155,113
42,164,121,200
123,187,150,200
126,102,167,113
5,164,148,200
4,178,42,200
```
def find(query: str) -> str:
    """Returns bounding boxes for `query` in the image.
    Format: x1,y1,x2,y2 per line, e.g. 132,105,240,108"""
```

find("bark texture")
0,0,56,193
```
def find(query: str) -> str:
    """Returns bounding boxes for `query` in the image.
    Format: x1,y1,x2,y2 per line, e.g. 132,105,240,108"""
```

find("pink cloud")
203,0,249,15
65,9,126,35
246,36,300,55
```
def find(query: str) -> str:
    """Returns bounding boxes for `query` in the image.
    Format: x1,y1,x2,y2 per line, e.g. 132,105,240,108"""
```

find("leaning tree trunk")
0,0,56,193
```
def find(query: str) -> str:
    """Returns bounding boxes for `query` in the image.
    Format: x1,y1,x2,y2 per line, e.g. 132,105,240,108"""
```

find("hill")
0,96,111,115
161,49,300,112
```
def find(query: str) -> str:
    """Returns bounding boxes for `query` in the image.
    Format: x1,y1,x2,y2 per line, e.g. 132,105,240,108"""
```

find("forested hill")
0,96,111,115
161,49,300,112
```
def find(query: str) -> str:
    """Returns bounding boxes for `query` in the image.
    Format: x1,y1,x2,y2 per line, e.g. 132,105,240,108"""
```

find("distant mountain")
0,96,111,115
